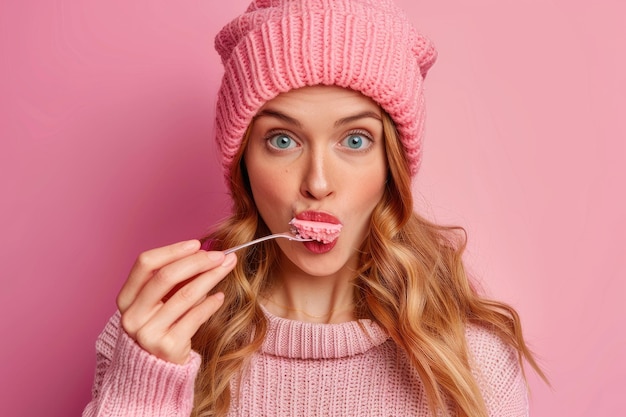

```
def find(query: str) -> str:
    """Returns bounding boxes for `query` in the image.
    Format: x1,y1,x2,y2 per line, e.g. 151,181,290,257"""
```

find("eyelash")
263,129,299,151
262,129,375,152
340,129,375,152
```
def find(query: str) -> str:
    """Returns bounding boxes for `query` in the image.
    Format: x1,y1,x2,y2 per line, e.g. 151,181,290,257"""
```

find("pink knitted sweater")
83,309,528,416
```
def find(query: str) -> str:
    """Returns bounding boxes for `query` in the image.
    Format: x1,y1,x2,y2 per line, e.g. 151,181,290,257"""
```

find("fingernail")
221,253,236,267
181,240,199,251
206,251,224,262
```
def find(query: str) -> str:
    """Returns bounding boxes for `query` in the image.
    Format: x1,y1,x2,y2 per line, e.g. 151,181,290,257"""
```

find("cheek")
246,165,294,222
352,163,387,205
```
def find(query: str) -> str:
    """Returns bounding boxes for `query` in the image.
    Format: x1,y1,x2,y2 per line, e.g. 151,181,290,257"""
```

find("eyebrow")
333,111,382,127
253,109,382,128
253,109,302,128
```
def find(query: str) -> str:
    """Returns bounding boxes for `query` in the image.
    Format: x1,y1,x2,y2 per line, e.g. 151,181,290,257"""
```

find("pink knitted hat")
214,0,437,180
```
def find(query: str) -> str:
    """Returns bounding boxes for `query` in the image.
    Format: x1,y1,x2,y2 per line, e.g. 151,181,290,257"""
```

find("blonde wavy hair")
191,112,545,417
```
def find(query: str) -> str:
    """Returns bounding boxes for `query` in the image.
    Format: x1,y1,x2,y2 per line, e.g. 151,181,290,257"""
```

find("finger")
169,291,226,350
135,292,226,364
121,251,227,335
148,253,236,328
131,253,235,363
117,239,200,312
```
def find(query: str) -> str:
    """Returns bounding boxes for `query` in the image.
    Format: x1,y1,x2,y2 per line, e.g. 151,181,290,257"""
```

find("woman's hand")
116,239,236,364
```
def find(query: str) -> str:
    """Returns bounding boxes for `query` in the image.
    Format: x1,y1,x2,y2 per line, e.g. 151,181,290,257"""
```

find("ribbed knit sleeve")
466,325,529,417
82,311,201,417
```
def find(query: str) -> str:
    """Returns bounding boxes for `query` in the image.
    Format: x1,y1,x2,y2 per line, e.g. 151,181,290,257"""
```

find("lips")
303,238,338,254
295,210,341,224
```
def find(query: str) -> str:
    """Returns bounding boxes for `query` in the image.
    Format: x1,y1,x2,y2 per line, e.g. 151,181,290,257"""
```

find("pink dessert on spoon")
289,215,343,244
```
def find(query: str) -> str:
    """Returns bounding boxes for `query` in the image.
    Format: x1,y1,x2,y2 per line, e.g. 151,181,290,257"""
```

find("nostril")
301,185,333,200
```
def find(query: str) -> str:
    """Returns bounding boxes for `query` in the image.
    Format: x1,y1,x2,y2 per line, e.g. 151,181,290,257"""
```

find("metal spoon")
223,233,313,255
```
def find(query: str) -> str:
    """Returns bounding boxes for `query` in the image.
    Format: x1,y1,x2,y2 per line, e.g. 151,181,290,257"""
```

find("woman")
83,1,545,416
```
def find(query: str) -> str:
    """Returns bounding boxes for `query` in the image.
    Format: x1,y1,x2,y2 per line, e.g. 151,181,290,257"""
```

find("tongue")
289,218,343,244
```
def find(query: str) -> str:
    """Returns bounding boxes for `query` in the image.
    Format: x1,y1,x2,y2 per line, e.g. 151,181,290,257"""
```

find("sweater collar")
260,307,390,359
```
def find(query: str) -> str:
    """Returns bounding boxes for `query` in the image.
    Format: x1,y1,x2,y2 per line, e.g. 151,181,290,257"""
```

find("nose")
300,148,334,200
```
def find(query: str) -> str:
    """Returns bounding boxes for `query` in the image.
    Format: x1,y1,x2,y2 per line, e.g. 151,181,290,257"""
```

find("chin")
284,246,358,278
295,262,347,278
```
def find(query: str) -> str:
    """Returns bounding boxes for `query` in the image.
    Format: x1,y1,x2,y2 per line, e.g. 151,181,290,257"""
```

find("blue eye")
268,133,296,150
341,132,372,150
346,135,363,149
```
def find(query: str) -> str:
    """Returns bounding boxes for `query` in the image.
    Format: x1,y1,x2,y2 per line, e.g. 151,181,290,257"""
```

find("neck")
262,294,355,323
263,254,357,324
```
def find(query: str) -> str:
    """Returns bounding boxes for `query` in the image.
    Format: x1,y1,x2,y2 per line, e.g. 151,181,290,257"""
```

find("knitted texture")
214,0,437,181
83,310,528,416
82,311,201,417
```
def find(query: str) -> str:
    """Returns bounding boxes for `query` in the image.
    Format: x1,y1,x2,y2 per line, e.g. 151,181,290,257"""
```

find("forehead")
258,85,381,116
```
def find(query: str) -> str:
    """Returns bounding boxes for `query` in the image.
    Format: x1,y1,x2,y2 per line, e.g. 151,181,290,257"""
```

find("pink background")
1,0,624,415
